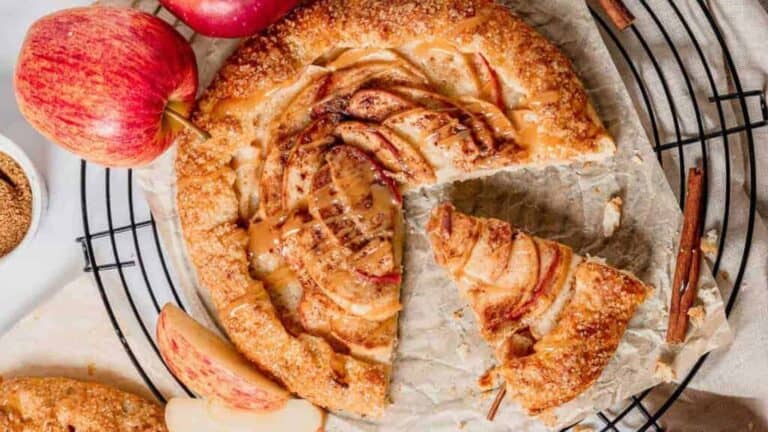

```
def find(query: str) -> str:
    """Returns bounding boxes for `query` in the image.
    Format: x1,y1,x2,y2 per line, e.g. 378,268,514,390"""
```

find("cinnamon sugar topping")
0,152,32,257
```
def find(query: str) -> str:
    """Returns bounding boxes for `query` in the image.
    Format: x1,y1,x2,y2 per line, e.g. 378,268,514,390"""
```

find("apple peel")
157,304,290,411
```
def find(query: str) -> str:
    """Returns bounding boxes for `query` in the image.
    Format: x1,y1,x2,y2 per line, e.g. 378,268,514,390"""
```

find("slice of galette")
427,203,649,416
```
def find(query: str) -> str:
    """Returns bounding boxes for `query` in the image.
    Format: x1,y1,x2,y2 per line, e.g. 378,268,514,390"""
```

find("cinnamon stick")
598,0,635,30
487,386,507,421
666,168,704,344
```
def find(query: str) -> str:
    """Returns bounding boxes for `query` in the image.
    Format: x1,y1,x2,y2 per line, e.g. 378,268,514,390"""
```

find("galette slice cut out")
427,203,649,416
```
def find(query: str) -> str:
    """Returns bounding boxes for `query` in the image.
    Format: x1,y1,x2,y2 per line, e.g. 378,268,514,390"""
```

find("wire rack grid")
77,1,767,431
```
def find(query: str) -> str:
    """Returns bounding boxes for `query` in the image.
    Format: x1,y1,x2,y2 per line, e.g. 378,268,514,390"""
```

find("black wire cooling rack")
77,1,767,430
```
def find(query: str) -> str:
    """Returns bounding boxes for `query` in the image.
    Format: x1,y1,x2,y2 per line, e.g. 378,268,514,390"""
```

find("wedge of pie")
427,203,649,415
176,0,614,418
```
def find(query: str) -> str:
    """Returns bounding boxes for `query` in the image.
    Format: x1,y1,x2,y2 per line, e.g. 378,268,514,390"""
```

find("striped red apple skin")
14,7,198,167
159,0,298,38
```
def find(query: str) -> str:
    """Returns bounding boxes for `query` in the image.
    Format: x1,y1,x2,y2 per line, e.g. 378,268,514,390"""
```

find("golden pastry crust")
501,262,648,415
176,0,614,417
426,204,649,416
0,377,166,432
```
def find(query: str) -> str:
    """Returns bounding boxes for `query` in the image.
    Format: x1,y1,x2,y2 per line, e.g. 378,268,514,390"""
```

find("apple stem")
165,106,211,141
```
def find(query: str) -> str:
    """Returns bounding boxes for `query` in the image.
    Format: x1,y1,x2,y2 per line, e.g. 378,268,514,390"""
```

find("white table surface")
0,0,91,333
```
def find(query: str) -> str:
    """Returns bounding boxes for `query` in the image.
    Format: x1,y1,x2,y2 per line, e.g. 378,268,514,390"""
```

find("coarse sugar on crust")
0,376,166,432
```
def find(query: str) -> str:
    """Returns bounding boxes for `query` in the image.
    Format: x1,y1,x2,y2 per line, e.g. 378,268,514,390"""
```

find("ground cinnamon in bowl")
0,151,32,258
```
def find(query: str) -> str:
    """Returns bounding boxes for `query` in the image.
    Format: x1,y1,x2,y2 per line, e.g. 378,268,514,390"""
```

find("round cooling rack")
77,1,767,431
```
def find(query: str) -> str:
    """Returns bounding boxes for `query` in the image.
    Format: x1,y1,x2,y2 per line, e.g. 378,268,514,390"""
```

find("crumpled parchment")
120,0,733,430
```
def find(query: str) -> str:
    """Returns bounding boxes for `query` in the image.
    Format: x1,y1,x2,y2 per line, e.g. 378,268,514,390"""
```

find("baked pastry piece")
0,376,166,432
427,203,649,416
176,0,614,417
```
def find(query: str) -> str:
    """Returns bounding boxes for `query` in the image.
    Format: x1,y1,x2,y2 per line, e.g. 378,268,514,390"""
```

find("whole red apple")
159,0,298,38
15,7,199,167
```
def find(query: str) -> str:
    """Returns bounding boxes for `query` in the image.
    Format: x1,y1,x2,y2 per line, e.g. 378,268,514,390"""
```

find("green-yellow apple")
156,304,290,411
15,6,201,167
165,398,325,432
159,0,298,38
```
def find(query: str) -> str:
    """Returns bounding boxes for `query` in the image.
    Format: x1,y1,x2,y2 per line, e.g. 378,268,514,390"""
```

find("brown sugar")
0,152,32,257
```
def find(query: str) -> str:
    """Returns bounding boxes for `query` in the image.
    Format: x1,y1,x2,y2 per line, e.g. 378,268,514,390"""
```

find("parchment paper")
120,0,733,430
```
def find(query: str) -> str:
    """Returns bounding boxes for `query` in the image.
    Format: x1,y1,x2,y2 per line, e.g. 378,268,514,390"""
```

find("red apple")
14,6,199,167
159,0,298,38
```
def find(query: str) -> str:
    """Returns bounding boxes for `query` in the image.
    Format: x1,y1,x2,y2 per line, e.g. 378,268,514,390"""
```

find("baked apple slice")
312,61,429,117
285,224,401,320
458,96,519,144
388,86,495,153
468,53,504,108
283,138,335,212
268,73,333,144
403,40,479,98
156,304,290,411
334,121,435,185
261,115,340,217
346,89,416,122
427,203,572,342
299,286,397,363
384,108,482,172
283,145,403,320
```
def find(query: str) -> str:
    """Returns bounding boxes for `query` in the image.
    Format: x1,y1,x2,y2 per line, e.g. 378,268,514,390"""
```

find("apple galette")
176,0,614,417
427,203,649,415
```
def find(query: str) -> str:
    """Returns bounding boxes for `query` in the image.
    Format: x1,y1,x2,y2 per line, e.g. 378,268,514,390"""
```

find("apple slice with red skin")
356,270,402,285
334,121,435,185
507,241,562,320
299,286,397,363
469,53,504,108
286,221,402,321
159,0,299,38
346,89,416,122
325,145,402,209
311,61,429,117
15,7,202,168
388,86,495,153
156,304,290,411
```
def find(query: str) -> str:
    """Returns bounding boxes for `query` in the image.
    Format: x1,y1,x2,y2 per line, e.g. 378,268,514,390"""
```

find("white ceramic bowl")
0,133,47,264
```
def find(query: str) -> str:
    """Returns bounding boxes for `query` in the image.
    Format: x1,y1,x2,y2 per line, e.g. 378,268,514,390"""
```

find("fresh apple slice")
159,0,299,38
15,7,200,168
156,304,290,411
165,397,324,432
